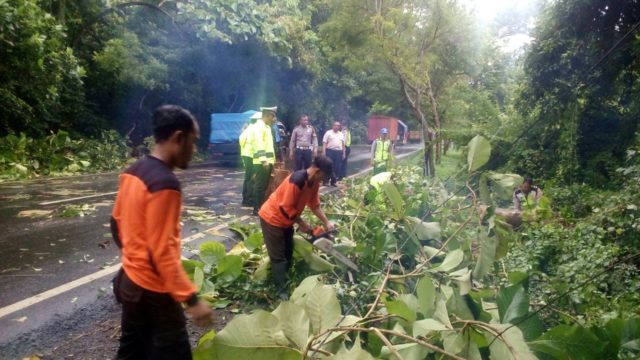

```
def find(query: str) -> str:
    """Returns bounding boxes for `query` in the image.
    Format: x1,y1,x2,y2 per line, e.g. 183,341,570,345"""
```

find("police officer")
239,112,260,207
370,127,393,174
289,115,318,171
513,176,543,211
252,106,278,215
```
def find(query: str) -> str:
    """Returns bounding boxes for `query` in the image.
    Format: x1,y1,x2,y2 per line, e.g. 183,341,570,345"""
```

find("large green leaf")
200,241,227,266
416,275,436,316
486,324,537,360
406,216,441,240
384,296,417,323
467,135,491,172
497,285,529,324
486,172,523,200
432,249,464,273
305,284,342,334
272,301,310,350
382,182,404,218
473,233,498,280
380,343,429,360
253,256,270,282
245,232,264,251
291,275,322,306
216,255,243,283
529,324,606,360
434,294,452,328
293,236,335,272
328,338,375,360
449,268,472,295
194,310,302,360
413,318,449,337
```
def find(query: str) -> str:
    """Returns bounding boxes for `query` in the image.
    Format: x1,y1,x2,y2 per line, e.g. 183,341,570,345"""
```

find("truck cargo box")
368,116,399,142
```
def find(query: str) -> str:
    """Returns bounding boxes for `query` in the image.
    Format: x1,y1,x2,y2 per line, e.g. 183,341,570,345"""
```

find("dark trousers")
252,163,273,212
325,149,343,185
241,156,254,206
260,217,294,289
115,271,191,360
294,149,313,171
339,146,351,179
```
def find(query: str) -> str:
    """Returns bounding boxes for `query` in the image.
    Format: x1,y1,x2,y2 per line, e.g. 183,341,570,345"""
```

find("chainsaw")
305,226,358,272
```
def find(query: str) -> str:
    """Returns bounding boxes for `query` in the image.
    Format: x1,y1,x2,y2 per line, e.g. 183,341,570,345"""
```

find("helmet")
380,128,389,134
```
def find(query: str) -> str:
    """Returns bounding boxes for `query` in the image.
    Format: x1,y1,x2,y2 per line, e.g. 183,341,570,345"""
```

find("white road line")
39,192,118,206
0,215,250,319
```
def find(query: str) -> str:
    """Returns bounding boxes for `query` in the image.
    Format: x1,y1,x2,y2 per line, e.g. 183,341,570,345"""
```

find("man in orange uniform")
111,105,212,359
258,155,335,299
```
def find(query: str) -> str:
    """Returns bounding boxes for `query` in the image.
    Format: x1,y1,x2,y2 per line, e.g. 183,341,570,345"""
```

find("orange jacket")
111,156,197,304
259,170,321,228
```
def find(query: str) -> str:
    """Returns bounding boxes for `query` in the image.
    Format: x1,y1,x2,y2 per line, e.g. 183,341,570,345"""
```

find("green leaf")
497,285,529,324
380,343,429,360
194,310,301,360
305,285,342,334
449,268,472,295
384,296,417,323
467,135,491,172
194,266,204,291
486,172,523,200
486,324,537,360
434,294,452,328
290,275,322,306
245,232,264,251
416,275,436,316
200,241,226,265
472,232,498,280
406,216,441,240
529,324,606,360
272,301,310,350
382,182,404,218
432,249,464,273
215,255,243,283
197,330,216,346
413,318,449,337
253,256,270,282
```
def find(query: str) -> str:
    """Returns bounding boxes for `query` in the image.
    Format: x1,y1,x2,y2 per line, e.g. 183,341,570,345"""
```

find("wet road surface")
0,144,421,358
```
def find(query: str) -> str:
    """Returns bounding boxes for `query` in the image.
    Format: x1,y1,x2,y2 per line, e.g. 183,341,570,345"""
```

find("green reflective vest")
343,129,351,147
374,139,391,163
252,119,275,165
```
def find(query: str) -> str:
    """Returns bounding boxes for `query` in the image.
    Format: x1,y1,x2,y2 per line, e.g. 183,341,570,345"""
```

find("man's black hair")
313,155,333,176
152,105,196,143
523,176,534,184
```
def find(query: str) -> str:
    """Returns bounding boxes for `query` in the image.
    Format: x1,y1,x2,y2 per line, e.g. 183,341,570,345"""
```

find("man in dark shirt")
111,105,213,359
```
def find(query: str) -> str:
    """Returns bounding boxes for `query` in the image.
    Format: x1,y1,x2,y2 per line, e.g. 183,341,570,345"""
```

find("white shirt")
323,130,345,151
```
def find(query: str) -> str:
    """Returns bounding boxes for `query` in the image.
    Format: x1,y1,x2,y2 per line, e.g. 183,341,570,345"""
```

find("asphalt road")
0,144,421,358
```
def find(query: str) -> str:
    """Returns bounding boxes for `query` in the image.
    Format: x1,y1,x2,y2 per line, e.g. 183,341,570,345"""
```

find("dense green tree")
512,0,640,186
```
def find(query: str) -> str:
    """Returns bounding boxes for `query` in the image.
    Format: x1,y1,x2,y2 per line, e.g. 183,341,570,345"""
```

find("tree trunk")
427,78,441,164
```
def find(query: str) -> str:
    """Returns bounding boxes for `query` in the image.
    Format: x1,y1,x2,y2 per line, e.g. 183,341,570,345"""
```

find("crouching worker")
258,155,335,299
111,105,213,360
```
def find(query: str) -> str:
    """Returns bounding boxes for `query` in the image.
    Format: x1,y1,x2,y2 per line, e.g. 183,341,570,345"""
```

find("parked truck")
367,115,408,144
209,110,286,165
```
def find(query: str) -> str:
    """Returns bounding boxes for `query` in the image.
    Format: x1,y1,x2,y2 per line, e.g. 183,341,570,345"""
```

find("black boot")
271,261,289,300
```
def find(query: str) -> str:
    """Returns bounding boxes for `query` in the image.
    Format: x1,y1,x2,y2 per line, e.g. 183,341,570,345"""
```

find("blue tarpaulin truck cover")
209,110,258,144
209,110,281,144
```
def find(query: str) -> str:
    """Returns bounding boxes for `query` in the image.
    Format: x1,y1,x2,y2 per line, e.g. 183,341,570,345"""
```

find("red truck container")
368,115,408,143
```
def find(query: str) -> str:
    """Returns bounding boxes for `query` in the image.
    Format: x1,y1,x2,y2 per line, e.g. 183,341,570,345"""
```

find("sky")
462,0,541,52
